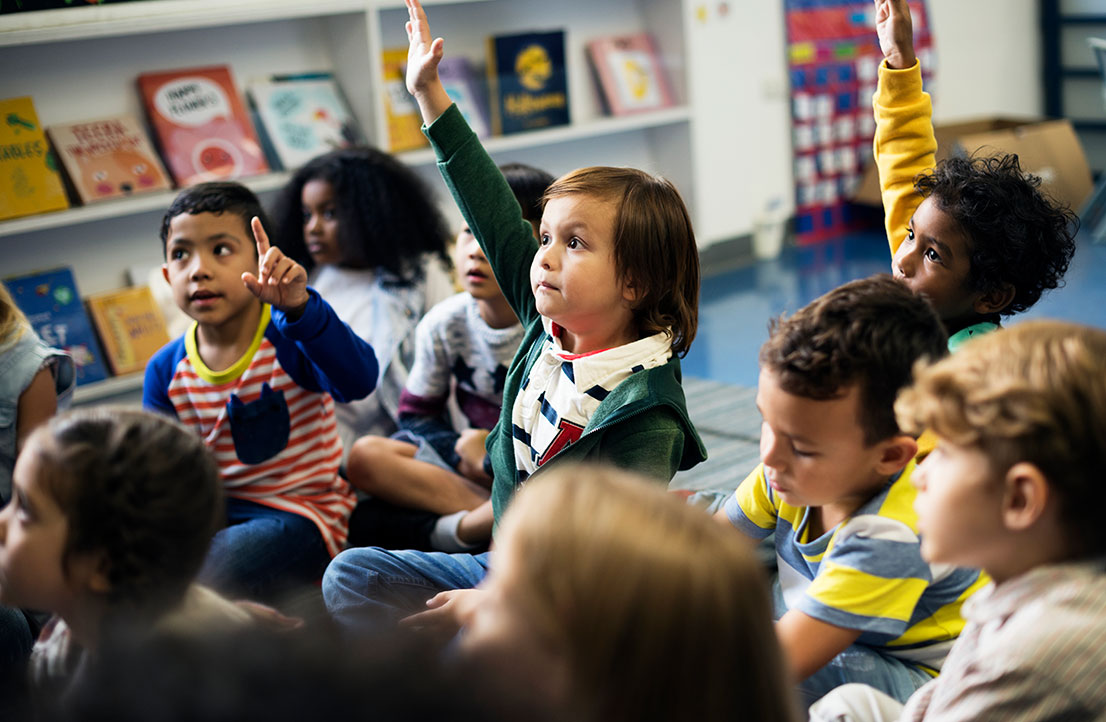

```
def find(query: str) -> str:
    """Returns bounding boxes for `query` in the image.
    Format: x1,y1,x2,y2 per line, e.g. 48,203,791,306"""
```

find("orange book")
48,114,171,204
137,65,269,187
86,286,171,376
381,49,428,152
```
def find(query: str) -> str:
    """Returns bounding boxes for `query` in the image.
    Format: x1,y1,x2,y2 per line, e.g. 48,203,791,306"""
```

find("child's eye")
567,238,581,250
905,227,915,243
323,208,337,221
793,447,816,458
539,233,551,246
924,247,942,263
214,244,233,256
170,248,187,261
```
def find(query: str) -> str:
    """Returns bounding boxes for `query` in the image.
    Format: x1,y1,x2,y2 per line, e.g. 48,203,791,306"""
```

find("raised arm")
872,0,936,256
404,0,454,126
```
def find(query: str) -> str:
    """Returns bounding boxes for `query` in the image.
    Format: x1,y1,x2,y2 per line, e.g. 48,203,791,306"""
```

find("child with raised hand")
714,276,988,708
0,408,263,706
144,182,378,602
461,464,799,722
322,0,705,634
811,320,1106,721
874,0,1077,349
270,148,455,455
344,163,551,553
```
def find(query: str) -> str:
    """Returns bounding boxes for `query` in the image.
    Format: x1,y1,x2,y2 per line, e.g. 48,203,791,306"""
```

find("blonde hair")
544,167,699,356
496,465,797,722
0,283,30,346
896,320,1106,556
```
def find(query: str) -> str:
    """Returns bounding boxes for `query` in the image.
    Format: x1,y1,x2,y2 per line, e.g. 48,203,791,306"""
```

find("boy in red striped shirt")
144,181,378,603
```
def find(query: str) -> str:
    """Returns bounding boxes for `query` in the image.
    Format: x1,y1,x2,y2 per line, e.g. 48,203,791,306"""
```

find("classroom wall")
926,0,1042,122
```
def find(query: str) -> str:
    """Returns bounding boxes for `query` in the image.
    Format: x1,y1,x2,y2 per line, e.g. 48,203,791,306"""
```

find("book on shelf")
0,96,70,221
487,30,569,136
46,114,172,204
85,285,171,377
2,268,108,386
246,72,363,171
438,57,491,139
137,65,269,187
127,264,192,340
381,48,429,152
586,33,675,116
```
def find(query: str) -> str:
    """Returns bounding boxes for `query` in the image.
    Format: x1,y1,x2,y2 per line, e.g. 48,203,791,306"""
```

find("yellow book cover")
381,48,429,152
86,285,171,376
0,97,70,221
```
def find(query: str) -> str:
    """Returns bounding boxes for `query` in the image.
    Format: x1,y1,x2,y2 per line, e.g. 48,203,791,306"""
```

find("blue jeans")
199,498,329,602
322,548,491,634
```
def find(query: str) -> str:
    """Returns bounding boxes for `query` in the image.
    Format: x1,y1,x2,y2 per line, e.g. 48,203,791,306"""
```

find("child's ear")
621,277,640,305
69,551,112,595
972,283,1016,316
1001,461,1051,532
874,434,919,475
161,263,170,285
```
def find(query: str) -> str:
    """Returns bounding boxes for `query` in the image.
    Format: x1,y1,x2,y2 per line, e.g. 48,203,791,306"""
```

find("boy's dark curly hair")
498,162,554,226
915,154,1078,316
270,147,451,279
159,182,271,256
33,408,223,620
760,275,948,445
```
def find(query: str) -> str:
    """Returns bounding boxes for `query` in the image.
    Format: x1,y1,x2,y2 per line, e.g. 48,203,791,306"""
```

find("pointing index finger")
252,216,270,258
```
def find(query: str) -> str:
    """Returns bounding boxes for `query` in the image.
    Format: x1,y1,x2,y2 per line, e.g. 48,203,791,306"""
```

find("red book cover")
137,65,269,186
587,33,675,116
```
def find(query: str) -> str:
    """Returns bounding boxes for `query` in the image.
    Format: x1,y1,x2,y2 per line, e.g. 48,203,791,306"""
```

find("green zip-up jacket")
424,105,707,525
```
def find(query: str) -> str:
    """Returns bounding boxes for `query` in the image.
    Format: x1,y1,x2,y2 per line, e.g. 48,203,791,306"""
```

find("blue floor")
684,229,1106,388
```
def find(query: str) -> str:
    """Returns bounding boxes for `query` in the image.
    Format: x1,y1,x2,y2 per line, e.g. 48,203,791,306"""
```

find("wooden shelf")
73,372,144,405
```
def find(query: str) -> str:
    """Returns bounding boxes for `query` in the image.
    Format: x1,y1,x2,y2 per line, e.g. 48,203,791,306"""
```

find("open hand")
875,0,916,70
400,588,487,642
404,0,444,98
242,216,309,317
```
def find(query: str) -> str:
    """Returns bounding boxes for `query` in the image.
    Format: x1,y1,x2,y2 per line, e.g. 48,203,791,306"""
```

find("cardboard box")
853,117,1093,212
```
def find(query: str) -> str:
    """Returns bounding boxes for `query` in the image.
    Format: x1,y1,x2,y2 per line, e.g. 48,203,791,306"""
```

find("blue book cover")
487,30,569,135
3,268,109,385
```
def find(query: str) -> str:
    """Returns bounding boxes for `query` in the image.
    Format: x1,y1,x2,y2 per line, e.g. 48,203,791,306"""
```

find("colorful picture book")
487,30,569,135
47,114,171,204
137,65,269,187
587,33,675,116
0,96,69,221
381,48,429,152
438,57,491,139
85,285,170,376
247,72,362,171
2,267,108,386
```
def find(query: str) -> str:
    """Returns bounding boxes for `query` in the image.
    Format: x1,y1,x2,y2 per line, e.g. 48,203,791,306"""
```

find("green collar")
948,321,999,352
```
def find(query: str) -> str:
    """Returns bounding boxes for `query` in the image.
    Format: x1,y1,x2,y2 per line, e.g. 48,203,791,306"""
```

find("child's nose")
759,424,785,469
188,253,212,280
896,246,918,278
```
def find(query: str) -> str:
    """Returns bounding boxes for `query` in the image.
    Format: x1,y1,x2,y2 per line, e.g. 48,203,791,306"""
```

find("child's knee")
346,436,394,489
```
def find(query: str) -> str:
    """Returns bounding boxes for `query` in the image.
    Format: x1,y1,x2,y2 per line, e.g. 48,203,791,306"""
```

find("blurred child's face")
301,179,342,267
756,369,892,512
460,543,568,704
162,212,260,328
532,194,635,347
454,227,506,302
912,439,1007,569
0,442,76,614
893,197,985,325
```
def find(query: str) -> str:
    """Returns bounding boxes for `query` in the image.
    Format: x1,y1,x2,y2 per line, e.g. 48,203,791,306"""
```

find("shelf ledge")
72,372,145,405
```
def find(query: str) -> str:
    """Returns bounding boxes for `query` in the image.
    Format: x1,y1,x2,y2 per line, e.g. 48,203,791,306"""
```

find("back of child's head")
271,146,451,275
496,464,796,722
159,181,270,256
0,283,30,347
499,162,554,227
896,320,1106,558
544,167,699,356
31,407,222,619
915,154,1078,316
761,274,947,445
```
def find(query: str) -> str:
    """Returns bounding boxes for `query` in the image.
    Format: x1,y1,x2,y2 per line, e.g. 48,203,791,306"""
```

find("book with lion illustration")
48,114,171,204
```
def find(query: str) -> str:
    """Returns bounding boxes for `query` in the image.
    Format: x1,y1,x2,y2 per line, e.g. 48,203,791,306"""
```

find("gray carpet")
670,376,761,494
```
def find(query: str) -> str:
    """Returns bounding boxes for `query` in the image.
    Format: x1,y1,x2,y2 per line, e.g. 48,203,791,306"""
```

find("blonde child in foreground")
0,408,266,711
322,0,705,633
715,276,987,707
462,465,799,722
811,321,1106,721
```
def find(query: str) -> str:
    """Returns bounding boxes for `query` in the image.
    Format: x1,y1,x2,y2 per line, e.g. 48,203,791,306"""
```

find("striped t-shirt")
724,462,988,672
144,294,378,556
510,319,672,482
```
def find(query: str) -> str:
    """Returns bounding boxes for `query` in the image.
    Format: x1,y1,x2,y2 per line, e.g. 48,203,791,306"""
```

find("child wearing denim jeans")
321,0,705,635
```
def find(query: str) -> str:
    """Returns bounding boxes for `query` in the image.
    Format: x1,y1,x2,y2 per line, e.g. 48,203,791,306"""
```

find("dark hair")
915,154,1078,315
59,626,561,722
269,146,451,277
499,162,554,226
760,275,947,445
32,408,223,618
159,182,270,257
544,167,699,357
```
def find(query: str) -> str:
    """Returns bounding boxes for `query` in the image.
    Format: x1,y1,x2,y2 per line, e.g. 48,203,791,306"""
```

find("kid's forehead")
167,211,251,241
756,368,865,437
